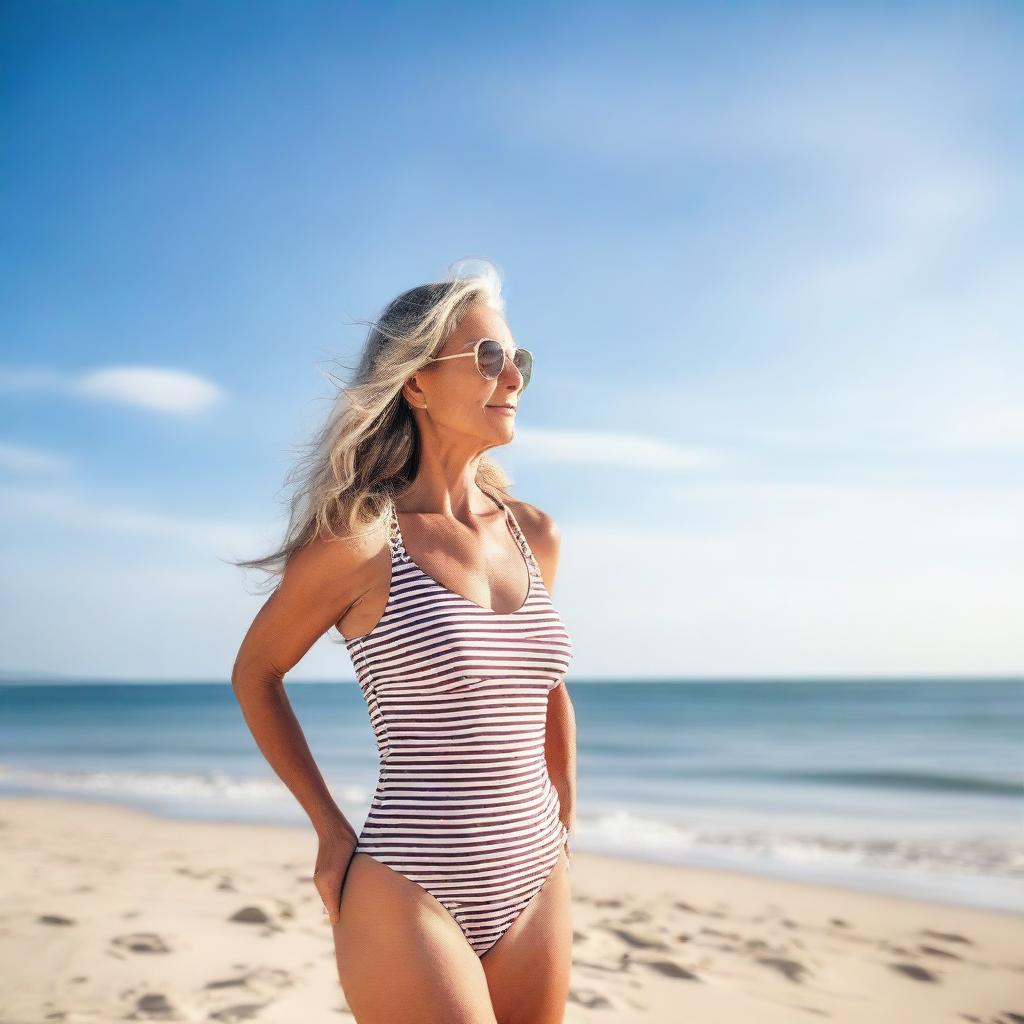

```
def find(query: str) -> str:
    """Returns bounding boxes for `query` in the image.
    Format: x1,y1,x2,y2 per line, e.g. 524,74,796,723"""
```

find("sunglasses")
427,337,533,391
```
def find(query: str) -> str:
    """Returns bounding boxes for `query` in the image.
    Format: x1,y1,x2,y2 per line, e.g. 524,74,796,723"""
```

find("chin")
481,426,514,445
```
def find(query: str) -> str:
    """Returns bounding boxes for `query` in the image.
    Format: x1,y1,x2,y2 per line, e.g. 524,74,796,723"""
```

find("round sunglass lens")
477,339,505,378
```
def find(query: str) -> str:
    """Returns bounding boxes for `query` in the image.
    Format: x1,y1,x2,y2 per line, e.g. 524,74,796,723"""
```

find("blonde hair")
230,257,514,591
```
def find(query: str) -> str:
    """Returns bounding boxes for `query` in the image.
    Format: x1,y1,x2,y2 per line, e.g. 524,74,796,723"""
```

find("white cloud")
0,482,272,558
0,364,224,414
933,398,1024,453
0,442,72,475
513,426,716,468
554,479,1024,677
73,366,224,414
738,348,1024,456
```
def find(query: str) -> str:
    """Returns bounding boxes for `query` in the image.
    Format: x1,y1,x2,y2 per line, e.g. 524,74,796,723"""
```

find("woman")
231,258,579,1024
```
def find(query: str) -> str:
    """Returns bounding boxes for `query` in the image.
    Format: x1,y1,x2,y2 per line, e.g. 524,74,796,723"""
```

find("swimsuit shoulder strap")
488,492,542,577
387,500,409,562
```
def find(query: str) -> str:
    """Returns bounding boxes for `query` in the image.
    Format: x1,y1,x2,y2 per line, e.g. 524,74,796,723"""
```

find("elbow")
230,651,249,692
230,653,284,695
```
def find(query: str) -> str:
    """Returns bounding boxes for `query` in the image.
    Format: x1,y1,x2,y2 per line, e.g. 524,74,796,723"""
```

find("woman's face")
406,304,525,445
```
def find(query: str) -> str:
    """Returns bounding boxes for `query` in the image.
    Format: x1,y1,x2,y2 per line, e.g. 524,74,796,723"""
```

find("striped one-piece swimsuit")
342,492,574,958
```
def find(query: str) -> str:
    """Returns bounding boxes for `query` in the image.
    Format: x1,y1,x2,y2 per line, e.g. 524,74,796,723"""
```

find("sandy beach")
1,795,1021,1023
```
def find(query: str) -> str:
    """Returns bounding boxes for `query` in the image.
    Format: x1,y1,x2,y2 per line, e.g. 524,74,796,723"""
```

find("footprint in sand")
617,909,652,924
636,959,700,981
174,866,213,880
573,957,627,974
918,944,962,960
229,903,292,927
208,1004,268,1022
604,927,670,951
888,961,939,982
205,966,294,999
205,976,248,991
243,967,294,993
229,906,277,929
568,988,614,1010
755,956,810,983
693,925,741,953
920,928,973,945
128,992,178,1020
111,932,171,954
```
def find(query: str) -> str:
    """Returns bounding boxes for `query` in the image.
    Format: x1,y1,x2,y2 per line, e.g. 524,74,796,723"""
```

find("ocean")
2,677,1021,914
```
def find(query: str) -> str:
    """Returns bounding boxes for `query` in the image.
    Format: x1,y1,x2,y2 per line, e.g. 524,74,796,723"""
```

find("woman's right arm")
230,528,378,919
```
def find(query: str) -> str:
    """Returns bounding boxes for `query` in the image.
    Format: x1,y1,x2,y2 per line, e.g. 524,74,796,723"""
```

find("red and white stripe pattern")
344,493,574,958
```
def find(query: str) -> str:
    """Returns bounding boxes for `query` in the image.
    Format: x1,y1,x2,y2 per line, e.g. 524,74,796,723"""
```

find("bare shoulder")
286,517,389,605
505,497,563,587
232,516,390,684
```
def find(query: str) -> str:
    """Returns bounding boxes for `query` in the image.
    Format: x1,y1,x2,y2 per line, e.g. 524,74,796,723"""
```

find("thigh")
481,846,573,1024
332,853,498,1024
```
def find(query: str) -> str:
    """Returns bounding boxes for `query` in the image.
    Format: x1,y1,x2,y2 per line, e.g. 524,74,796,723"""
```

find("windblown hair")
229,257,514,592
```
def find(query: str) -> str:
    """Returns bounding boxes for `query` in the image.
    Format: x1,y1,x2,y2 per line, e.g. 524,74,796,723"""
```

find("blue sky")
2,1,1022,680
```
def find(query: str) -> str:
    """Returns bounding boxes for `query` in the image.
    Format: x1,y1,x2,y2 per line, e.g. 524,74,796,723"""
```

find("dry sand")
1,795,1021,1023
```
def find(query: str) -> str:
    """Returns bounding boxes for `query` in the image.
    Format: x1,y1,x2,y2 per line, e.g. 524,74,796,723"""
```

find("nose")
500,351,524,392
